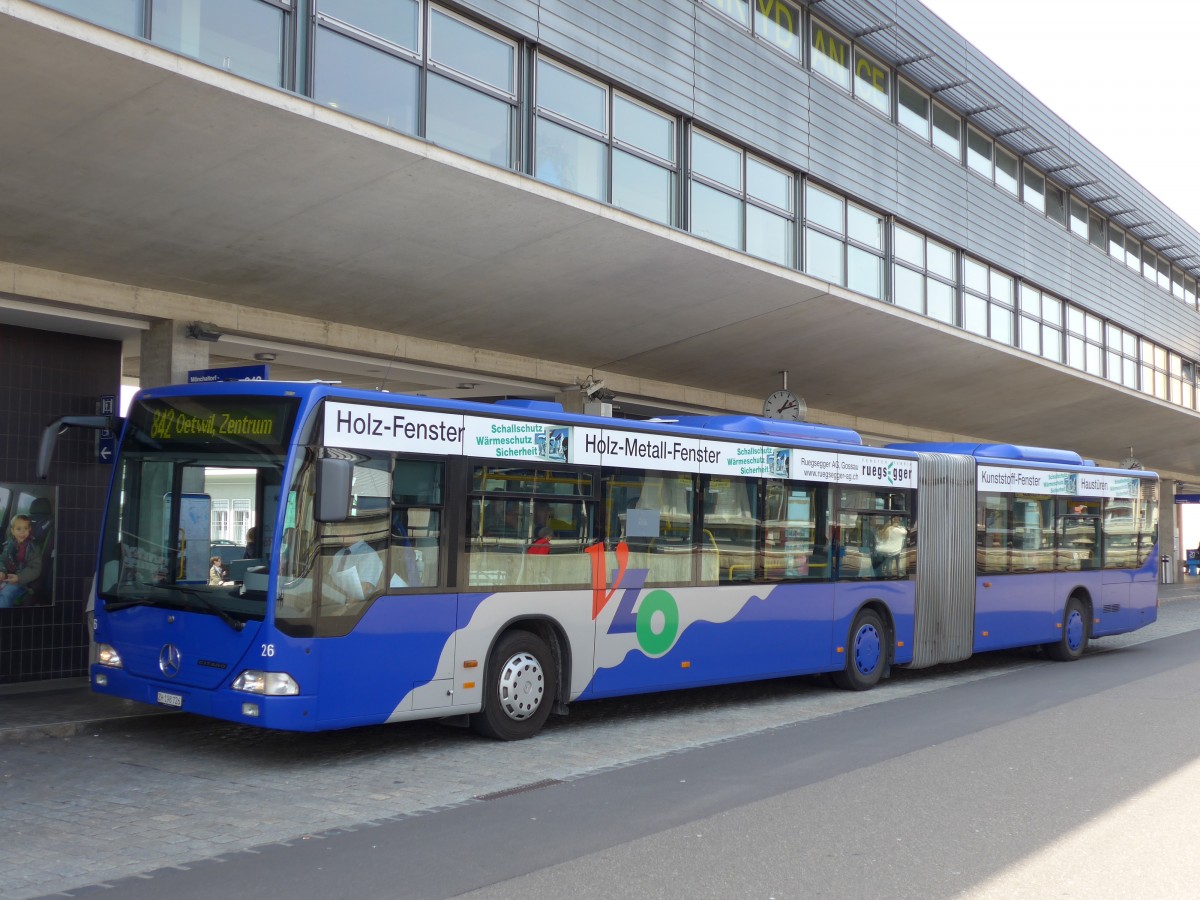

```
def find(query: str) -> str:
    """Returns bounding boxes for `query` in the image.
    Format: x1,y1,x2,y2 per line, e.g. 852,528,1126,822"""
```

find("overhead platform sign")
188,364,268,383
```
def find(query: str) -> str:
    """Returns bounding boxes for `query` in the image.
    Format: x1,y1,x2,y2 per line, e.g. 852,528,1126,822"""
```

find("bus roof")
887,442,1088,466
138,383,871,450
670,415,862,445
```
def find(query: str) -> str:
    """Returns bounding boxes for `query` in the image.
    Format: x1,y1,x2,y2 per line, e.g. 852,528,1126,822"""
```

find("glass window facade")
854,49,890,115
966,127,992,177
810,19,850,90
1017,284,1064,363
931,103,961,159
754,0,801,59
893,225,955,323
897,79,929,138
994,146,1018,195
535,60,608,201
803,185,882,297
1023,165,1045,213
314,11,420,134
151,0,287,87
426,8,516,166
701,0,749,28
37,0,1200,416
39,0,141,31
691,130,793,266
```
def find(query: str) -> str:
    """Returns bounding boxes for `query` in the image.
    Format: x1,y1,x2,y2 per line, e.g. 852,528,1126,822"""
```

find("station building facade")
2,0,1199,682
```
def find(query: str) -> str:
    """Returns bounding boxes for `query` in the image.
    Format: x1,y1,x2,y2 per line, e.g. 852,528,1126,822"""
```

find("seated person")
208,555,227,585
527,526,552,555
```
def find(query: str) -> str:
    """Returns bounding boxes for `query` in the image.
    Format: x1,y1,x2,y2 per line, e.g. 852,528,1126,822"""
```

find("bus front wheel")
832,608,887,691
472,630,557,741
1044,596,1089,662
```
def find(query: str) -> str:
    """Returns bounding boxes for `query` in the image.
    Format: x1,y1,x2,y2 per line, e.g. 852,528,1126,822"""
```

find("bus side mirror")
315,458,353,523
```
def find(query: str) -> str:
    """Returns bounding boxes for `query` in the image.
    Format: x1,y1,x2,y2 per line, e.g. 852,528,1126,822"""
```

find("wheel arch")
850,597,896,670
1066,587,1094,639
487,615,572,716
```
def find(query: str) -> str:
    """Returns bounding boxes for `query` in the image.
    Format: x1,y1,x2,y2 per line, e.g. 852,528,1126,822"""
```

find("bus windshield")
96,394,300,625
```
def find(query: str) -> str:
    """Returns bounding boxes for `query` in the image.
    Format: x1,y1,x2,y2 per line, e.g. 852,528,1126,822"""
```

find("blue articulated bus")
83,382,1158,740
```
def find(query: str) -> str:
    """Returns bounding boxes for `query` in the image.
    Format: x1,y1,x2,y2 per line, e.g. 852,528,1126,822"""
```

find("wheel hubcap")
497,651,545,721
853,624,882,675
1066,609,1084,652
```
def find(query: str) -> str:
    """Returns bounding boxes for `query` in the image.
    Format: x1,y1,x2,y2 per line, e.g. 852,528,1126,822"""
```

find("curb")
0,709,178,744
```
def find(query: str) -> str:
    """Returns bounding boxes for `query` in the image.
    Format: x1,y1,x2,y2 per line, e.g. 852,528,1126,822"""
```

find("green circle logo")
636,589,680,656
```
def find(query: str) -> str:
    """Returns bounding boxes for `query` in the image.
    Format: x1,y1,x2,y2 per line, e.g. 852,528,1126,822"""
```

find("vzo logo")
587,542,680,657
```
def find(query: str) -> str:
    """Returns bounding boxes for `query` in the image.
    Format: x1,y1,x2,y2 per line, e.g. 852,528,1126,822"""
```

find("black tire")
471,630,557,741
832,607,887,691
1044,595,1088,661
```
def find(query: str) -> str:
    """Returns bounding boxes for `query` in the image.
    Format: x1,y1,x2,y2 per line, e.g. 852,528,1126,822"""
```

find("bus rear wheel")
832,608,887,691
471,630,557,741
1044,596,1088,661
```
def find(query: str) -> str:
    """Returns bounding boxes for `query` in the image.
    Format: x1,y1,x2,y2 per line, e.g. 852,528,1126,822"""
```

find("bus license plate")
156,691,183,708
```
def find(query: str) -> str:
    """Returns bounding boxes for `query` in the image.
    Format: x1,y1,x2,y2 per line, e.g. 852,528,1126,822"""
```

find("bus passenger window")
604,469,697,586
466,464,596,589
391,507,440,588
762,481,829,582
1056,499,1099,571
833,487,911,580
391,459,445,589
312,452,390,634
702,476,757,584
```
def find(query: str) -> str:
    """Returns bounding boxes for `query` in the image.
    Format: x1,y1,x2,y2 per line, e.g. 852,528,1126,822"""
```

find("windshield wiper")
178,587,245,632
104,596,159,612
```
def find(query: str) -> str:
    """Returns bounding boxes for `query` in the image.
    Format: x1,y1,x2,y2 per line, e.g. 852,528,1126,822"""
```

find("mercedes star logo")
159,643,181,678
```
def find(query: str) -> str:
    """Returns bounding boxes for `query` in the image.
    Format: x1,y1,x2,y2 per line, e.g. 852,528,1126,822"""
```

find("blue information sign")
98,434,115,464
98,393,116,464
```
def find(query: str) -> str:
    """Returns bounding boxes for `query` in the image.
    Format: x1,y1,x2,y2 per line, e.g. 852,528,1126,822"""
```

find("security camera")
583,378,606,398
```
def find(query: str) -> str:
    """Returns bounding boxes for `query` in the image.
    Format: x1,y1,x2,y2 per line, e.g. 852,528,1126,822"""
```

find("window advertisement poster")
164,493,213,584
979,466,1077,495
0,482,57,609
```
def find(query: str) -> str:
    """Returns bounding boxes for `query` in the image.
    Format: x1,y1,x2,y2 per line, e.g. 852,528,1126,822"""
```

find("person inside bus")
527,526,552,555
534,500,572,535
208,555,227,586
243,526,258,559
872,517,908,576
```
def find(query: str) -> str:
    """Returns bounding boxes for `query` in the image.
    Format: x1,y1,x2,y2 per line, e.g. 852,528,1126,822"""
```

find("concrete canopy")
1,4,1199,478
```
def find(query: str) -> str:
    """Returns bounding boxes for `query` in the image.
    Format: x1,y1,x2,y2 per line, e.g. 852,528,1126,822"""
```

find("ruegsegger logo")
859,459,914,486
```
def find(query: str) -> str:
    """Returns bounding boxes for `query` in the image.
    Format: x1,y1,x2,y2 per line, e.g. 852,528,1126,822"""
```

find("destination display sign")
325,402,918,487
133,397,297,450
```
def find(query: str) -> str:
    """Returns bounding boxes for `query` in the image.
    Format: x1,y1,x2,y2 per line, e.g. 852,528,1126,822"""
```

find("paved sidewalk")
4,577,1200,744
0,677,173,743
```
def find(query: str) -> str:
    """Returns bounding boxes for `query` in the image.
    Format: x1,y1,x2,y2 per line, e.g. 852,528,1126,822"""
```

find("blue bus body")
88,383,1159,737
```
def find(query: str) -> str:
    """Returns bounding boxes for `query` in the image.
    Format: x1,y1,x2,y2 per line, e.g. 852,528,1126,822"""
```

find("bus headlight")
96,643,124,669
231,670,300,696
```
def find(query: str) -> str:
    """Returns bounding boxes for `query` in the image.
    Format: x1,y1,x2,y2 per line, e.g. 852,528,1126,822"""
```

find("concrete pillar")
140,319,211,388
1160,478,1177,583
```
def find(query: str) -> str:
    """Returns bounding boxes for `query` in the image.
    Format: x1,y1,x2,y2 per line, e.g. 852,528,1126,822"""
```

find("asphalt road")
8,597,1200,899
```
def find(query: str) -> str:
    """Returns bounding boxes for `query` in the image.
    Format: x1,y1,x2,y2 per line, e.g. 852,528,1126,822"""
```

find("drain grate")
474,778,564,801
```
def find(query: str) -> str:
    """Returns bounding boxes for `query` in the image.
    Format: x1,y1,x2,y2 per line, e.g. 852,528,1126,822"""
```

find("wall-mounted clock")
763,389,802,420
